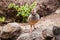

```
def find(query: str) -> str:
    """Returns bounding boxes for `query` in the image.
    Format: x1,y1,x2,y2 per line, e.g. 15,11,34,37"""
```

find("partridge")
28,9,40,32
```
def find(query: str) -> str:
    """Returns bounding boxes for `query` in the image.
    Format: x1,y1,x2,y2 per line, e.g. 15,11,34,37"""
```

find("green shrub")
8,2,37,22
0,17,5,22
8,3,15,9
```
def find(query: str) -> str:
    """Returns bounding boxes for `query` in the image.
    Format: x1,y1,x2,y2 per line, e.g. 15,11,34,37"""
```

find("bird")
28,9,40,32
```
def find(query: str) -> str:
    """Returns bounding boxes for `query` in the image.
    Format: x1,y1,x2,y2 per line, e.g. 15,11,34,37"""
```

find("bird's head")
31,8,37,16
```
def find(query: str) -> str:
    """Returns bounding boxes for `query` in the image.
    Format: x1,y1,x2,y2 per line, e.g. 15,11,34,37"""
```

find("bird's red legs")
33,25,36,29
30,24,39,33
30,25,32,33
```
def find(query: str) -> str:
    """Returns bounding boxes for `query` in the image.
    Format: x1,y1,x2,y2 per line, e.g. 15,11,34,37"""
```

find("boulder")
17,33,31,40
1,22,21,40
53,26,60,40
17,29,45,40
36,0,59,17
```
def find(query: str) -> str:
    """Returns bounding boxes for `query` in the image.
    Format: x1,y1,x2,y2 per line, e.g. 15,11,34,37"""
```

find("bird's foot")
30,28,35,33
30,30,33,33
30,28,33,33
34,26,39,30
34,27,36,29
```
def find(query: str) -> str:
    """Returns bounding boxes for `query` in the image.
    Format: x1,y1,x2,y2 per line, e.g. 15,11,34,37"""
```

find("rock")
53,26,60,40
17,29,44,40
21,25,30,33
55,35,60,40
36,0,59,17
55,7,60,14
42,29,54,40
44,36,53,40
17,29,53,40
30,29,44,40
53,26,60,35
17,33,31,40
17,22,55,40
1,22,21,40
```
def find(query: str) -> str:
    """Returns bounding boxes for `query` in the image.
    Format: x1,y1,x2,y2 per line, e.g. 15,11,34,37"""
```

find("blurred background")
0,0,60,25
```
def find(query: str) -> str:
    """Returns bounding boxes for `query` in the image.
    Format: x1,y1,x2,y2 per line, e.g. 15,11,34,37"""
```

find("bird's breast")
28,14,40,25
29,14,39,21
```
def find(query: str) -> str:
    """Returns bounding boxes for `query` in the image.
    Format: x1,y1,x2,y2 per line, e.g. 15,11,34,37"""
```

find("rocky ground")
0,5,60,40
17,8,60,40
0,0,60,40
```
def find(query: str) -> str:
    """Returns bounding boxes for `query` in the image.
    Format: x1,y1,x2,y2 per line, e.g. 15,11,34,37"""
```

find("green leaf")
14,5,19,10
0,17,5,22
0,18,1,22
2,17,5,22
17,8,21,12
8,3,15,8
17,12,21,16
29,2,37,10
25,4,29,7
